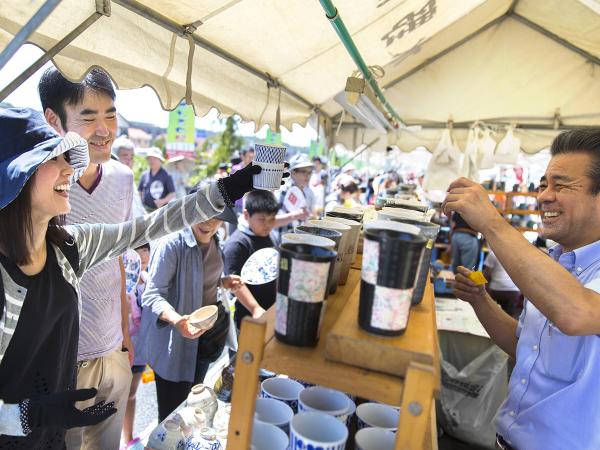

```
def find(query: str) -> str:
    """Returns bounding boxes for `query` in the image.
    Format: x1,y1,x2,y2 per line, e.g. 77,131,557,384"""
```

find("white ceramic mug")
355,427,397,450
324,215,361,280
377,207,426,222
254,397,294,433
363,220,421,236
253,144,287,190
356,403,400,431
251,420,289,450
298,386,349,423
290,412,348,450
260,377,304,413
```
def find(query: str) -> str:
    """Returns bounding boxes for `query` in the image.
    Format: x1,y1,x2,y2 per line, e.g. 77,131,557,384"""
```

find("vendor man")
445,129,600,450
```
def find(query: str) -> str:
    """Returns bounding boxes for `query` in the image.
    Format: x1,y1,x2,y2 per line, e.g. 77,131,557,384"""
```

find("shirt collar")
183,227,198,248
549,240,600,274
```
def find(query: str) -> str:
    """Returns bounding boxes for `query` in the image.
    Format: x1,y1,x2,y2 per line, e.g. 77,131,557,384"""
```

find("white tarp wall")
0,0,598,152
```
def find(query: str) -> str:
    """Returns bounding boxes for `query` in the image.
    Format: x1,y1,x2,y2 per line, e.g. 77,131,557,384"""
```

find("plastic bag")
437,342,508,449
478,128,496,170
423,129,463,191
495,126,521,165
460,128,480,181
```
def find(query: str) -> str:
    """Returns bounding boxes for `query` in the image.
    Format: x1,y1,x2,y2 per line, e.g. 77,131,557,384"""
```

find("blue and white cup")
345,396,356,428
355,427,397,450
290,412,348,450
298,386,350,423
251,420,289,450
254,398,294,434
356,403,400,432
260,377,304,413
253,144,287,191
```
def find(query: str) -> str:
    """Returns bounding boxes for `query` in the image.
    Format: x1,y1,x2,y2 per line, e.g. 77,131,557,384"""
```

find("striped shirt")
66,159,133,360
0,183,224,435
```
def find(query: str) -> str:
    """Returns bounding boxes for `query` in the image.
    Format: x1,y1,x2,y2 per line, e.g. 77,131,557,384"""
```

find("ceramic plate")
241,248,280,285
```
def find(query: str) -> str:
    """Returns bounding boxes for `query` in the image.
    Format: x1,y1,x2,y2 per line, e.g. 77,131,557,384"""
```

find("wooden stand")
226,258,440,450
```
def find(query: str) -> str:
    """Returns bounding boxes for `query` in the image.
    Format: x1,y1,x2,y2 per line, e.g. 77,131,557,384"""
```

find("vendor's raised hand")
442,177,503,233
222,274,244,292
175,315,206,339
453,266,488,304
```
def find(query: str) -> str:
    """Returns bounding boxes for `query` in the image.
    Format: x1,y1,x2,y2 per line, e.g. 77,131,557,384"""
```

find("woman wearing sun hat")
0,108,260,448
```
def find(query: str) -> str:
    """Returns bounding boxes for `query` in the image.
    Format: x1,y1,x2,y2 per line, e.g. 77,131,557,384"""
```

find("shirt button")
509,410,516,417
532,345,538,351
521,378,527,385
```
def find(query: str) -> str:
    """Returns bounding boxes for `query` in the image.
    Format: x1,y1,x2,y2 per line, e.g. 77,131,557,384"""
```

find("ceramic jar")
186,384,218,427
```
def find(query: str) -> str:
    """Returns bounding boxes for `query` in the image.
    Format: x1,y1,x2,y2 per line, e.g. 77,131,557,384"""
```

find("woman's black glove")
217,162,290,207
19,388,116,434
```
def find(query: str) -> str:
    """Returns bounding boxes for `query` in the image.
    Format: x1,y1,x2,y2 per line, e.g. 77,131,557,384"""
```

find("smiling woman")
0,107,259,448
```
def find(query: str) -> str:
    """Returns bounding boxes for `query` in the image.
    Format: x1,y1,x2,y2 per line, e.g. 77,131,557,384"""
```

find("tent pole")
0,9,107,102
318,0,403,126
511,13,600,66
0,0,62,72
339,137,380,171
112,0,325,119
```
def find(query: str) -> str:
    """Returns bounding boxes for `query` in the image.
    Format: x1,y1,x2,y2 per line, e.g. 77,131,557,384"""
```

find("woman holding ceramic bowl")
0,108,260,448
134,185,245,421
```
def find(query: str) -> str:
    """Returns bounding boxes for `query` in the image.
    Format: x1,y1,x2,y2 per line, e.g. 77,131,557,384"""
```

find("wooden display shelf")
325,280,438,381
226,257,440,450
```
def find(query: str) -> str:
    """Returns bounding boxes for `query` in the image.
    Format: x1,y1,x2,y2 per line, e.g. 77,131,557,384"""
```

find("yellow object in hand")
468,271,488,286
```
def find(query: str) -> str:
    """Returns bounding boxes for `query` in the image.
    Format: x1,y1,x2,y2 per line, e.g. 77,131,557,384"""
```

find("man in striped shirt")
40,67,133,450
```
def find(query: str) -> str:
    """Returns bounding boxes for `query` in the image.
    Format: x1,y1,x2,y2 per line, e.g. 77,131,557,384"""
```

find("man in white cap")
112,136,145,217
276,153,315,235
138,147,176,212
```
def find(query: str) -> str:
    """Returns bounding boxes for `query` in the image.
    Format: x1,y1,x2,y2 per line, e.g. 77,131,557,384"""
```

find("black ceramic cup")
296,226,343,294
275,243,337,347
390,218,440,305
358,229,426,336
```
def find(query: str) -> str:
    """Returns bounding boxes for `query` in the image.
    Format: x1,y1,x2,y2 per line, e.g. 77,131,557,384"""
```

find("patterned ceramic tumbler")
275,244,337,346
359,229,426,336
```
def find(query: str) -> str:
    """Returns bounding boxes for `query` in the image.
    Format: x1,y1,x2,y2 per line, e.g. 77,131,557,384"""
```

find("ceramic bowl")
189,305,218,330
147,419,186,450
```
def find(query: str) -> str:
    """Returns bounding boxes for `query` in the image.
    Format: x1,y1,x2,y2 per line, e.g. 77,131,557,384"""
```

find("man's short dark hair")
550,129,600,195
245,190,279,215
241,147,255,156
38,67,116,126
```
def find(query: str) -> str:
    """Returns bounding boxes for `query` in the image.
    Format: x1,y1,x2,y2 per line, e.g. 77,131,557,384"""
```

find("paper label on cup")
426,239,433,249
289,260,330,302
370,286,412,331
275,293,288,335
362,239,379,284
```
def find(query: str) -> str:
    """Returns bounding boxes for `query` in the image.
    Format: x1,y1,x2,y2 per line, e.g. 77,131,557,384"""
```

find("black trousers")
155,361,210,421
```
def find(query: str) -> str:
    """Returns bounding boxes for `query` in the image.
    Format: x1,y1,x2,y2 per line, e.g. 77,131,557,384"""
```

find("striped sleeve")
67,183,224,277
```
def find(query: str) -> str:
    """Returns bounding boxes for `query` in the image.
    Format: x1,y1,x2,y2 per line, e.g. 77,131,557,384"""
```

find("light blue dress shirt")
496,240,600,450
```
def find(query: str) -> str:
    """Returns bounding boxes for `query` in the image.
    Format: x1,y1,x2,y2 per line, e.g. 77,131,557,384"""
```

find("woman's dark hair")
38,67,116,127
0,175,69,265
135,243,150,252
550,129,600,195
245,190,280,215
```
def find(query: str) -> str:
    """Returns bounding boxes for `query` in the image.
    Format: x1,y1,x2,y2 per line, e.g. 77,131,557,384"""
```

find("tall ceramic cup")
390,218,440,305
306,219,352,292
359,228,426,336
253,144,287,190
296,226,342,294
325,214,361,280
275,244,337,346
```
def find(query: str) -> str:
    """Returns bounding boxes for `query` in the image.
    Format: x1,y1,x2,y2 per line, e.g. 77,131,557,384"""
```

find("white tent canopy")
0,0,598,153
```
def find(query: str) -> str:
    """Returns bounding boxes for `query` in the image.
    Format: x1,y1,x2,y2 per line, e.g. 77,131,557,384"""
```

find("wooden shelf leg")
226,318,266,450
395,362,437,450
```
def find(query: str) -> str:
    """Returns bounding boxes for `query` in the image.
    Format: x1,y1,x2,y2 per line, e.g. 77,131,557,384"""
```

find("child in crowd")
121,243,150,449
223,190,280,329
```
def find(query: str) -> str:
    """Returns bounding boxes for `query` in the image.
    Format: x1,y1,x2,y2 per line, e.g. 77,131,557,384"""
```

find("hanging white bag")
460,127,480,181
478,128,496,170
495,126,520,165
423,129,462,191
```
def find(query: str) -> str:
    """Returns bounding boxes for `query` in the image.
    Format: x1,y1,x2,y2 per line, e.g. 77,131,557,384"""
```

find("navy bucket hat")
0,107,89,210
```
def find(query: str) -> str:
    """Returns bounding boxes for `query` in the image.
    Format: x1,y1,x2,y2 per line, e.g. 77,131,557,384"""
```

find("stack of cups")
377,207,427,222
390,218,440,305
324,215,361,283
359,228,426,336
295,226,343,294
252,144,287,191
275,243,337,346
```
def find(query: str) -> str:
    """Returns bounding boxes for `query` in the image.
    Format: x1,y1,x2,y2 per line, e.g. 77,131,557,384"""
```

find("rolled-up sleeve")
142,238,179,328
